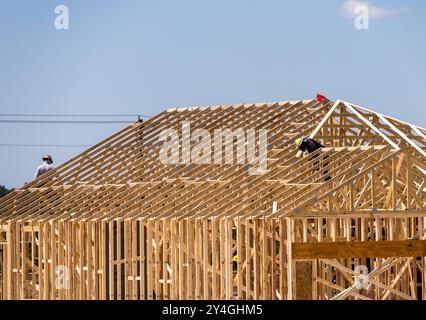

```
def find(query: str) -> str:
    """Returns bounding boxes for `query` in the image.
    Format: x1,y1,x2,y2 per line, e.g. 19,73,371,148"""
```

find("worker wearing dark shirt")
295,137,330,181
295,137,324,153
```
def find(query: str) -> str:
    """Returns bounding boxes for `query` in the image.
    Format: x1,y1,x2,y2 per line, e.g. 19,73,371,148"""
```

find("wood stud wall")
0,99,425,300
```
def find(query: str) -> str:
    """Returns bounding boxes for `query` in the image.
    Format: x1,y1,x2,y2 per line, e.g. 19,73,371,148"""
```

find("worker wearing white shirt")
34,155,55,178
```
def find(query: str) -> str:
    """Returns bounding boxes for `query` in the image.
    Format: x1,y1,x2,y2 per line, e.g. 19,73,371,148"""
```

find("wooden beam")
0,99,425,300
296,100,342,157
343,102,400,150
293,240,426,259
376,113,426,158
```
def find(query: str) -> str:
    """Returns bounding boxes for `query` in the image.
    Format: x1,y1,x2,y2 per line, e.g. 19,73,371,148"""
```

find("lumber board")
1,99,425,300
292,240,426,259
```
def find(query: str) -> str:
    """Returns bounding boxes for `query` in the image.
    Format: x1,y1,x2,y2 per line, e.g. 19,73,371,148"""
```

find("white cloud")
341,0,409,19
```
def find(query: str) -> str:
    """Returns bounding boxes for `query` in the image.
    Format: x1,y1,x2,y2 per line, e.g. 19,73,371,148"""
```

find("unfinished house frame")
0,99,425,300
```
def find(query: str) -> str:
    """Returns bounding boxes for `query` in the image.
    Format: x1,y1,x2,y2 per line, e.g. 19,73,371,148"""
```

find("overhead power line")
0,113,152,117
0,144,93,147
0,143,93,147
0,120,133,124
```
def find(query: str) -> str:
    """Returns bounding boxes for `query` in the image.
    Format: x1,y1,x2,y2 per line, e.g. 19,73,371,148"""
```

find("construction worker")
34,155,55,179
233,255,238,271
295,137,324,154
295,138,331,181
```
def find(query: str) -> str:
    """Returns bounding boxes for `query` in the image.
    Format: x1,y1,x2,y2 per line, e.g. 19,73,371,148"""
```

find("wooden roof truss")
0,99,425,300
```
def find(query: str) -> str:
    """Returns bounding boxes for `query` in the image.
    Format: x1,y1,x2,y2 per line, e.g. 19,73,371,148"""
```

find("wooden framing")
0,99,425,300
293,240,426,259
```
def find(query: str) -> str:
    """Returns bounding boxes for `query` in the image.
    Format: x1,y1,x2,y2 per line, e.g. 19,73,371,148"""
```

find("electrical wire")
0,114,151,146
0,113,151,117
0,120,133,124
0,144,93,147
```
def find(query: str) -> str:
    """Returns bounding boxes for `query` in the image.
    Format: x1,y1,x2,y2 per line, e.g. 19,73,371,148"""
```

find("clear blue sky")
1,0,425,188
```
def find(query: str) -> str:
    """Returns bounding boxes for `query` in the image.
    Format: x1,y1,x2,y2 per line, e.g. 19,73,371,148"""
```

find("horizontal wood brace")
293,240,426,259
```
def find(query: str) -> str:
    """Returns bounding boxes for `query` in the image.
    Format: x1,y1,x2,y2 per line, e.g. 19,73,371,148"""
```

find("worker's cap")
295,138,303,148
42,155,53,162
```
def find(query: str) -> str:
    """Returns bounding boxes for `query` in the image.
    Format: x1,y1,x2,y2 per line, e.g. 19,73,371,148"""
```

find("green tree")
0,185,14,198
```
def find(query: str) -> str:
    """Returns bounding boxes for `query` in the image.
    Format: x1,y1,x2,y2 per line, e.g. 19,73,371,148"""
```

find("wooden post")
286,218,294,300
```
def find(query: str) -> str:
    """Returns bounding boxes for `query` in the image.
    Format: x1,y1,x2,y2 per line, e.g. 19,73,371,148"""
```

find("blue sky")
0,0,425,188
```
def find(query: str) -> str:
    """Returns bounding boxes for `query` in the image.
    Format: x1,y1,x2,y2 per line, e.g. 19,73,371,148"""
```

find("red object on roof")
316,93,327,102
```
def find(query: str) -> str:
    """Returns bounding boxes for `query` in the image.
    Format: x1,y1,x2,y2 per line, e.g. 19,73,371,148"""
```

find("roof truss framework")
0,99,425,300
